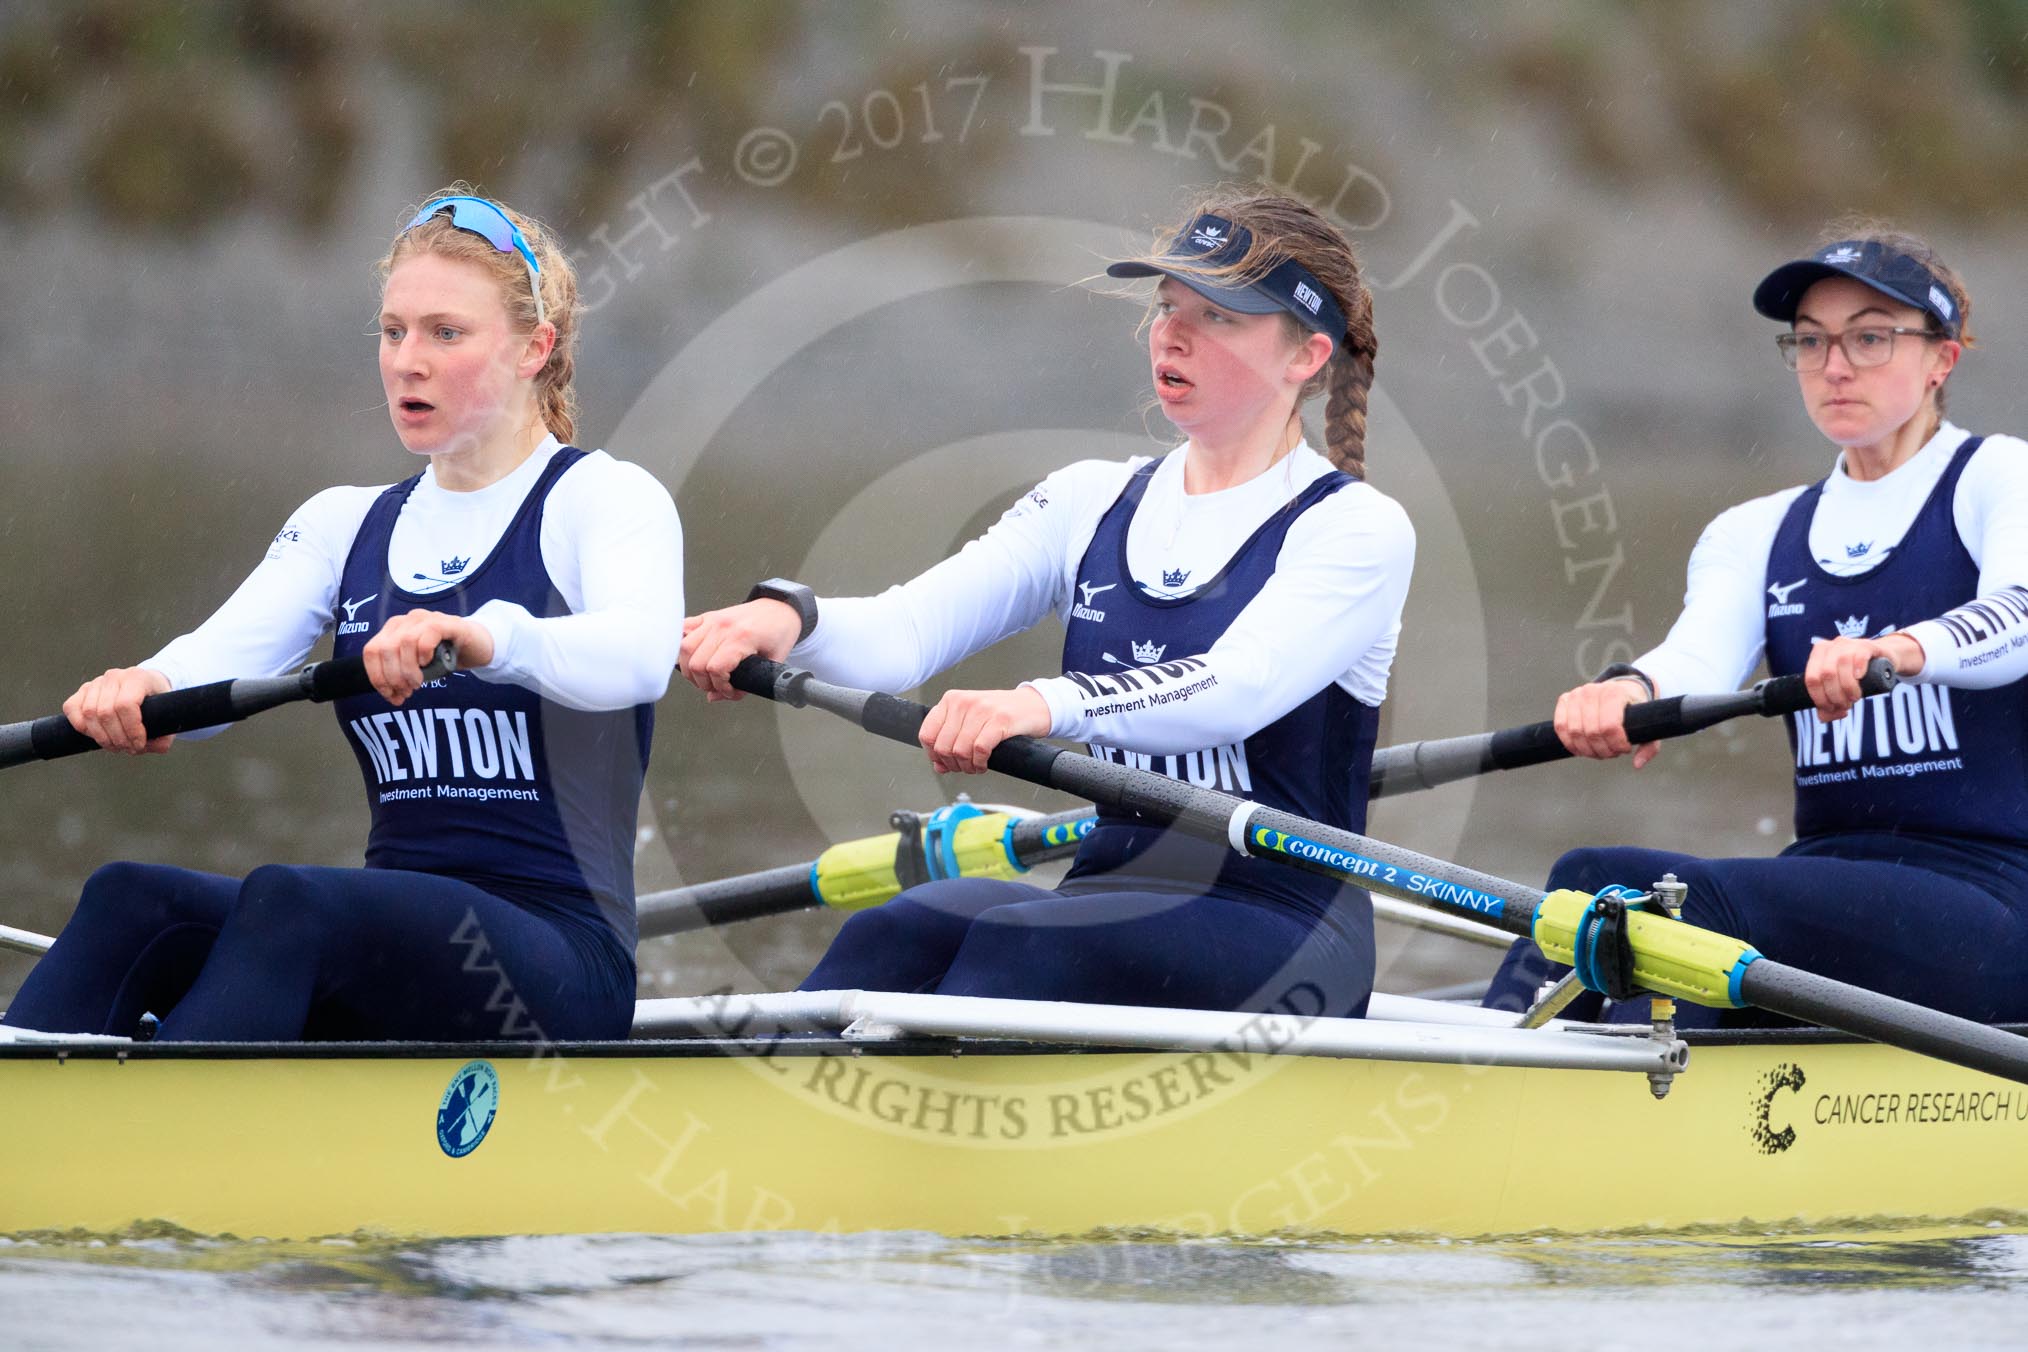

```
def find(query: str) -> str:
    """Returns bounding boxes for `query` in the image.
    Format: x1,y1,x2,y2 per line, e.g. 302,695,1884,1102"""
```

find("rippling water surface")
7,1224,2028,1350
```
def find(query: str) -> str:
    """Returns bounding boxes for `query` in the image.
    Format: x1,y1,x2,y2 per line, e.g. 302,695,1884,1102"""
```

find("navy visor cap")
1753,239,1961,339
1107,214,1347,345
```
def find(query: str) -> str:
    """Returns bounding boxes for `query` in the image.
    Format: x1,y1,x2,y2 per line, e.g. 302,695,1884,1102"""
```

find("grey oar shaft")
1742,961,2028,1085
1369,733,1501,797
1367,660,1897,800
1044,749,1545,939
638,865,816,937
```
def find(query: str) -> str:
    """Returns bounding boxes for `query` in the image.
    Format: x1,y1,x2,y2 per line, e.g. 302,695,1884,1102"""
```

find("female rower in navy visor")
681,190,1414,1017
2,186,682,1043
1484,221,2028,1027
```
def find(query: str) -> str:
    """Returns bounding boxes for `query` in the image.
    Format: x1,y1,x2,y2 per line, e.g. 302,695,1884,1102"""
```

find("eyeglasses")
401,196,545,325
1775,325,1939,373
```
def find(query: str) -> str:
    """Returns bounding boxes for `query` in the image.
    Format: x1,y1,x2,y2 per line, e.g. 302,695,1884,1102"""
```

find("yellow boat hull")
6,1031,2026,1239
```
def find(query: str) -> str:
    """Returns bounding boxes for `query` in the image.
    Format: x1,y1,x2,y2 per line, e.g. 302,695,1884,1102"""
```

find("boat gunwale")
5,1021,2022,1062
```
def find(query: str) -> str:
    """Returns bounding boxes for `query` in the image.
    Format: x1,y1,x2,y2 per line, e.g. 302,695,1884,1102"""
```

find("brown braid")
379,182,583,443
1321,340,1376,479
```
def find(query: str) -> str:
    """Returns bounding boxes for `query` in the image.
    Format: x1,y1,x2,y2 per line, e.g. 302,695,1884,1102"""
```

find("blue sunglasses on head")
402,195,545,325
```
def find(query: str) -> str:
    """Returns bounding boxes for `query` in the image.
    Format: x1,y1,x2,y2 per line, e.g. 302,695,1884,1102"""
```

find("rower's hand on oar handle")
362,611,489,706
919,687,1053,775
1552,677,1658,768
679,602,803,702
63,666,174,755
1805,639,1916,723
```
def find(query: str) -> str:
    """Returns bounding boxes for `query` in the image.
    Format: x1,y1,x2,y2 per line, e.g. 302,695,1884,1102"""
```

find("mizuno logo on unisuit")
1767,578,1807,618
1072,580,1116,623
338,593,379,636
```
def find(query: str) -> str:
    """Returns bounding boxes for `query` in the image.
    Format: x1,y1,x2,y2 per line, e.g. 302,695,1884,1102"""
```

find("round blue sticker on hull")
437,1059,500,1158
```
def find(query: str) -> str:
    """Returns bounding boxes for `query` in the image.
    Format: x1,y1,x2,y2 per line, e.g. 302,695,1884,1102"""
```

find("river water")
8,1224,2028,1349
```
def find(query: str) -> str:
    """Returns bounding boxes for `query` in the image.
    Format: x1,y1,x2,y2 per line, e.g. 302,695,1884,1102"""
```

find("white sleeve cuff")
1022,677,1083,740
467,599,531,681
1900,620,1951,683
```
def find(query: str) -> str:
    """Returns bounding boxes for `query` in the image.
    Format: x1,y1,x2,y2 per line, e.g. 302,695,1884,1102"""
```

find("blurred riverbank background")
6,0,2028,1003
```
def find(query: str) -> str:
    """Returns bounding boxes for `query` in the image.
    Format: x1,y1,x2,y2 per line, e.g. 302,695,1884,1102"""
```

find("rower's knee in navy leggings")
1545,846,1671,895
73,861,206,937
232,863,328,927
800,880,1046,994
4,862,232,1034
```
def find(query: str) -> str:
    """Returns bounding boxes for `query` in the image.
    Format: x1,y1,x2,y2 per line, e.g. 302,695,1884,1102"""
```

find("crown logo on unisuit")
1162,567,1190,589
1131,639,1167,663
441,555,470,577
1834,614,1871,639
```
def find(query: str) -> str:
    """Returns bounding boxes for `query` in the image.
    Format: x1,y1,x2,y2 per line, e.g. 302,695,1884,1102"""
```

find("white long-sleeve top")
792,443,1416,751
145,436,683,713
1637,423,2028,696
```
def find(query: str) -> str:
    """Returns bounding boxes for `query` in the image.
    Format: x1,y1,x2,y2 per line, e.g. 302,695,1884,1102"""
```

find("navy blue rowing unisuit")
2,449,648,1042
803,457,1381,1017
1058,460,1381,915
332,447,654,947
1484,434,2028,1026
1766,437,2028,844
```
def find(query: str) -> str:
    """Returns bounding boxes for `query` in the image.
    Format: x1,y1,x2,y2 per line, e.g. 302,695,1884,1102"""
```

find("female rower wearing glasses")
2,186,681,1043
681,190,1414,1018
1485,221,2028,1026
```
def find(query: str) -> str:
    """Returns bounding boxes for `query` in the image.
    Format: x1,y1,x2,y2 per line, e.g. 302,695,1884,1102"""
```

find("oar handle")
731,657,1067,782
1370,657,1898,798
0,642,456,771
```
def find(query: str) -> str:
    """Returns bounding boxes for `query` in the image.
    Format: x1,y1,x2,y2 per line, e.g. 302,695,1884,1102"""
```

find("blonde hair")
1816,215,1974,414
380,182,583,442
1133,187,1378,477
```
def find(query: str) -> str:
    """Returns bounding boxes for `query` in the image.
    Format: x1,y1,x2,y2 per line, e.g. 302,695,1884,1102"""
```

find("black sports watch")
1592,661,1656,701
746,577,819,644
